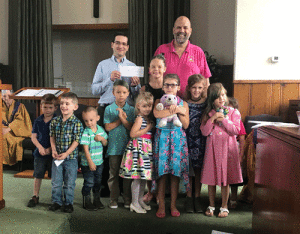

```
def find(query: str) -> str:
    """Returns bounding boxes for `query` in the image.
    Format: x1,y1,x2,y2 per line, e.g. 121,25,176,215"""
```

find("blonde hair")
135,91,154,115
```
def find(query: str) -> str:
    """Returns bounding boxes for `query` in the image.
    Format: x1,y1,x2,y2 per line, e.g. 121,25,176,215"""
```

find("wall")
52,0,128,24
190,0,236,65
0,0,8,65
235,0,300,80
53,30,117,96
52,0,129,96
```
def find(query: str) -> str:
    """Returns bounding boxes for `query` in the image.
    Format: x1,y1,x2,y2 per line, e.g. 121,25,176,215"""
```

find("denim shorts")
33,156,53,179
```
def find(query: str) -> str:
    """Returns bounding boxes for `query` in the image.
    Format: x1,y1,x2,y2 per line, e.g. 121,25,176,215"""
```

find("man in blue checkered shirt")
49,92,84,213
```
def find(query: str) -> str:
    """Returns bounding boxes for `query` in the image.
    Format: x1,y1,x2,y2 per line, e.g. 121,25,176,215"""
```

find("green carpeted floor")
1,168,252,234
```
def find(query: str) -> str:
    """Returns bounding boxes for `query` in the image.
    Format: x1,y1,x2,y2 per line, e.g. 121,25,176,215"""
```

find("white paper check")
54,159,64,167
120,66,144,77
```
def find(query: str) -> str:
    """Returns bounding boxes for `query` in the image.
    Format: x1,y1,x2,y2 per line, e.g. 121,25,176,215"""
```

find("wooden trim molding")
52,24,129,31
234,80,300,84
0,199,5,210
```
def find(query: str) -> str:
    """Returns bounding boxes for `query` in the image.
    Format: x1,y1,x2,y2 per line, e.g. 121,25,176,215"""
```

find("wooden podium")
0,81,12,210
10,87,70,118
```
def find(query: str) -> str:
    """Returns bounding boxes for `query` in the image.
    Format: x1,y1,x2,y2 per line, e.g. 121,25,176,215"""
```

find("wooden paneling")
234,84,251,120
253,126,300,234
234,80,300,122
78,97,99,107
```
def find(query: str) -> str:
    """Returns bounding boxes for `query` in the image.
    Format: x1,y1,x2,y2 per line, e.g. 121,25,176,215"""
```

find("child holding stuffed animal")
119,92,154,214
152,74,189,218
200,83,243,218
184,74,207,213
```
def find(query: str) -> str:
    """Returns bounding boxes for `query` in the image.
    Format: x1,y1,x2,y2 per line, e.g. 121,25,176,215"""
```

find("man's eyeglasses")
114,41,128,46
163,83,178,88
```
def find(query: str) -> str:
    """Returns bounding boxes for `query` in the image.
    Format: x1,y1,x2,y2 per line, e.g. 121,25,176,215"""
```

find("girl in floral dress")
184,74,207,213
119,92,154,214
200,83,243,218
153,74,189,218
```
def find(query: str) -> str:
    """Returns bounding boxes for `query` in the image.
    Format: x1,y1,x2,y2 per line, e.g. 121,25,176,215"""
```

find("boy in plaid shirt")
49,92,84,213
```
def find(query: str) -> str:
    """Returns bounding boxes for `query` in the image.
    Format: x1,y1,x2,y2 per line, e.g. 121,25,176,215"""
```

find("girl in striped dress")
119,92,154,213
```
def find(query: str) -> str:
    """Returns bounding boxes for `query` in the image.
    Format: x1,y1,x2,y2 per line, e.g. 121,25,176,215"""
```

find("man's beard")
174,32,190,44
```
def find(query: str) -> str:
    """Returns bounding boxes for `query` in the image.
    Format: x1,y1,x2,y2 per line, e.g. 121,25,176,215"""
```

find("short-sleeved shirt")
32,114,56,158
154,40,211,97
103,102,135,156
50,114,84,160
80,125,108,166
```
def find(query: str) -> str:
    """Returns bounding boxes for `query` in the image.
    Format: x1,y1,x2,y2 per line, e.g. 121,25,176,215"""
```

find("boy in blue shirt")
104,80,135,209
27,94,58,207
80,106,108,211
49,92,84,213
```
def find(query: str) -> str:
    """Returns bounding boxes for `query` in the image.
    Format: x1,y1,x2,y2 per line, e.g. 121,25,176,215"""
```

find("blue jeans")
81,164,104,196
51,159,78,206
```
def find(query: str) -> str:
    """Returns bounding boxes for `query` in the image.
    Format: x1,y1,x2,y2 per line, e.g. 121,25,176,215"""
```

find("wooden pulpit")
0,80,12,210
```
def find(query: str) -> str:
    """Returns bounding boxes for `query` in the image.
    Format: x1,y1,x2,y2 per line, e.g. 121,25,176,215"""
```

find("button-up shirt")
154,40,211,97
91,55,141,106
50,114,84,160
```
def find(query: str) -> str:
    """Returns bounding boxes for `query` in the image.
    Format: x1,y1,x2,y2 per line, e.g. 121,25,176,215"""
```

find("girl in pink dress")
200,83,243,218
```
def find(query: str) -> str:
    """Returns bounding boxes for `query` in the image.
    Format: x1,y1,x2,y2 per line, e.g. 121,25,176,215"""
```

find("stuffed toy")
156,94,182,128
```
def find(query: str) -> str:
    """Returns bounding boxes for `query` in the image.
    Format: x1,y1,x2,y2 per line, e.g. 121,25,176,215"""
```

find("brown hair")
228,97,239,109
202,83,227,123
41,94,58,106
60,92,78,104
185,74,207,100
163,74,180,86
150,54,166,67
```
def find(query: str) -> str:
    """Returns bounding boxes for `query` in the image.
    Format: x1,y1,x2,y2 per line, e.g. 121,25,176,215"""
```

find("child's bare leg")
205,185,216,216
143,180,154,203
34,178,42,196
229,185,238,208
157,175,166,214
187,176,193,197
170,175,179,213
219,184,230,217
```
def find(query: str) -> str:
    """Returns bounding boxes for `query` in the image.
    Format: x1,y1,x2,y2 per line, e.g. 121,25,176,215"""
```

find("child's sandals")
218,207,229,218
205,206,215,217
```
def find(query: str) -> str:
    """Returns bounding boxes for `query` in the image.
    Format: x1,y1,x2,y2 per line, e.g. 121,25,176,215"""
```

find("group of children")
26,54,245,219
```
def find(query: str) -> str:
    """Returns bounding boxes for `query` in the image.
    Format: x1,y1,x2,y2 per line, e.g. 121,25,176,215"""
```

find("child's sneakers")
63,204,74,213
83,195,97,211
48,203,62,211
27,196,39,207
109,200,118,209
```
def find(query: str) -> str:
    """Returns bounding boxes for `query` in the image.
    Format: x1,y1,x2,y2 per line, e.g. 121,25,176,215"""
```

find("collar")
58,114,76,123
111,55,126,63
170,39,191,54
112,101,130,111
86,125,102,135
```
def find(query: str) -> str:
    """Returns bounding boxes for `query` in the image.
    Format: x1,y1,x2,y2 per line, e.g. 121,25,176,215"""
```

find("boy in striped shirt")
80,106,108,211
